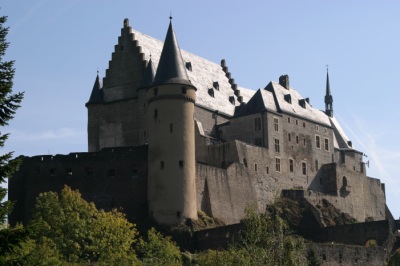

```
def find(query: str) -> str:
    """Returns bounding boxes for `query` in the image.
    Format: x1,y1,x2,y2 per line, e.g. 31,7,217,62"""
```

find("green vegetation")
388,248,400,266
0,14,25,263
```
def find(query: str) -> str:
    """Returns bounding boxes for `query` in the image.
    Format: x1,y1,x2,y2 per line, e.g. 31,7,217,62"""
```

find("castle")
9,18,390,227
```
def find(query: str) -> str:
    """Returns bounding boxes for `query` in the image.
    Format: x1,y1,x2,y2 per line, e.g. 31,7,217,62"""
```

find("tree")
137,227,182,266
29,186,140,264
0,14,25,260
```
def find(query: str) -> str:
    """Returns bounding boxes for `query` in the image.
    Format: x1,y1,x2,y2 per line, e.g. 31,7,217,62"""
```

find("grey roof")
329,116,353,149
86,74,103,106
141,58,155,88
235,89,277,117
265,81,331,126
153,20,192,86
131,28,255,116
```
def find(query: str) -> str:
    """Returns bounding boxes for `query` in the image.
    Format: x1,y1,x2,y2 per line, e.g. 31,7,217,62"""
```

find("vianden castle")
9,18,399,264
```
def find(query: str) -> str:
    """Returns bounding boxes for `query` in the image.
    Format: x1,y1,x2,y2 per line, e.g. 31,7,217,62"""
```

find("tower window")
287,117,291,123
181,87,187,94
324,138,329,151
274,139,280,153
275,158,281,172
288,133,291,142
296,120,299,125
274,118,279,131
316,135,321,149
154,109,158,119
177,211,181,218
179,160,183,168
296,136,299,144
302,162,307,175
289,159,294,172
303,122,306,127
316,125,319,132
266,166,269,174
169,123,173,133
254,163,258,172
160,161,164,169
243,158,248,168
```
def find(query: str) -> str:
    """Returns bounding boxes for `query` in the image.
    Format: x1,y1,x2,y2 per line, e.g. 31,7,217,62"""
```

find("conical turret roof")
86,74,103,106
153,19,192,86
141,57,155,88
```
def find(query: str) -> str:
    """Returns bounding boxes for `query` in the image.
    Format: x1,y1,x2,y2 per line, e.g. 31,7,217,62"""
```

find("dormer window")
229,96,235,105
284,94,292,104
208,88,214,97
298,99,306,108
213,81,219,90
185,62,192,71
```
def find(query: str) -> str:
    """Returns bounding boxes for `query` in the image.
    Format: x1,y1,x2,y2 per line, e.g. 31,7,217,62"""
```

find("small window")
154,109,158,119
154,88,158,96
177,211,181,218
302,162,307,175
316,125,319,132
275,158,281,172
287,117,291,123
243,158,248,168
274,118,279,131
288,133,291,142
324,138,329,151
289,159,294,172
169,123,173,133
274,139,280,153
160,161,165,169
254,117,261,131
303,138,306,146
296,136,299,144
254,164,258,172
181,87,187,94
324,127,328,133
185,62,192,71
266,166,269,174
316,135,321,149
179,160,184,168
315,160,319,170
213,81,219,90
303,122,306,128
296,120,299,125
208,88,214,97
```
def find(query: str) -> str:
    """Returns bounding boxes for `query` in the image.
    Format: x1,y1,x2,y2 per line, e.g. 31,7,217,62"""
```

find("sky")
1,1,399,218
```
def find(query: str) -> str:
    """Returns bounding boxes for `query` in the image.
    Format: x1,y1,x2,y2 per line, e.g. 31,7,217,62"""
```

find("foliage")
137,227,182,266
0,14,25,261
388,248,400,266
28,186,139,264
365,239,377,247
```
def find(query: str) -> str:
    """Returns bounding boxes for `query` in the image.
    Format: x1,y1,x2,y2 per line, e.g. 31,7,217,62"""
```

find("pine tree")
0,14,25,256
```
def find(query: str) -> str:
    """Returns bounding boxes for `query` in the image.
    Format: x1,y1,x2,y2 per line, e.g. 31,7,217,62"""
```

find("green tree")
0,14,25,261
137,227,182,266
388,248,400,266
29,186,140,264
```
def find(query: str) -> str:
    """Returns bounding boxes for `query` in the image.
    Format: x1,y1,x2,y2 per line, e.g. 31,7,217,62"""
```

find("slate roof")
86,74,103,106
235,89,277,117
153,20,191,86
141,58,155,88
131,29,255,116
265,82,331,126
329,116,353,149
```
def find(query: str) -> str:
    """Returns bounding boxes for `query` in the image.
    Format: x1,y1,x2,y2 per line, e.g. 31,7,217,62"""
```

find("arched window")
343,176,348,187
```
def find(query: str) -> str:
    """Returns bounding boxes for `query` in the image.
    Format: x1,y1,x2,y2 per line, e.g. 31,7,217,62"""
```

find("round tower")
147,18,198,225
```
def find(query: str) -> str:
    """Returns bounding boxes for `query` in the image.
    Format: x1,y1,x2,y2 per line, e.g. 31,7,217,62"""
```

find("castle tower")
325,69,333,117
147,18,198,225
85,73,103,152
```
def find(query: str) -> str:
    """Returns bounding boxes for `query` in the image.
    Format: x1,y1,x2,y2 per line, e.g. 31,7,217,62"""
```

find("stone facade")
10,18,390,230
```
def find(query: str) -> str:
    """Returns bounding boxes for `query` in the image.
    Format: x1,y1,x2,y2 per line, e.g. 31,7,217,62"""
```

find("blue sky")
1,1,399,218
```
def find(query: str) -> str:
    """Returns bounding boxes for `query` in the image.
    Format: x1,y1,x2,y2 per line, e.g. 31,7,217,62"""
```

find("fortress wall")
9,147,148,225
196,163,257,224
98,98,139,149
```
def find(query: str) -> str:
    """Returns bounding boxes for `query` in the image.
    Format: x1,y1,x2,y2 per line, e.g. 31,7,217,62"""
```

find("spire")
141,57,156,88
153,18,191,86
324,67,333,117
86,73,103,106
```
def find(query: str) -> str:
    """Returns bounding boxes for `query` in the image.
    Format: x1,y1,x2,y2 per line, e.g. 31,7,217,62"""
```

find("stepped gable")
265,81,331,126
234,89,276,117
131,29,255,116
86,74,103,106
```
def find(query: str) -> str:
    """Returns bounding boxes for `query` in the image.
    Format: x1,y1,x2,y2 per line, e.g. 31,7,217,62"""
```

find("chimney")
279,75,290,90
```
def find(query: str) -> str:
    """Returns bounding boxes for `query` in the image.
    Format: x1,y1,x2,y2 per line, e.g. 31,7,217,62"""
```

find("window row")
315,135,330,151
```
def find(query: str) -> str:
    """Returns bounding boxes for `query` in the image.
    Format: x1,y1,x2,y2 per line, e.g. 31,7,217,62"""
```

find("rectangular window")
302,162,307,175
274,118,279,132
324,138,329,151
274,139,280,153
179,160,184,168
289,159,294,172
296,120,299,125
316,125,319,132
296,136,299,144
160,161,164,169
316,135,321,149
288,133,291,142
275,158,281,172
315,160,319,170
303,122,306,128
266,166,269,174
170,123,173,133
287,117,291,123
303,138,306,146
154,109,158,118
254,117,261,131
254,164,258,172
